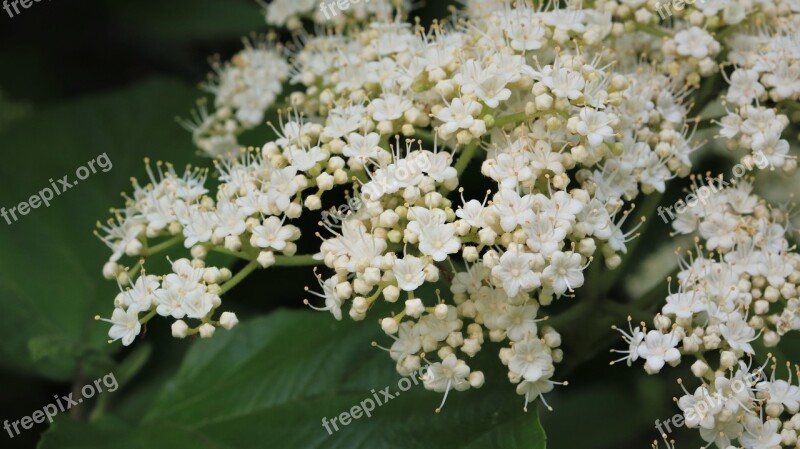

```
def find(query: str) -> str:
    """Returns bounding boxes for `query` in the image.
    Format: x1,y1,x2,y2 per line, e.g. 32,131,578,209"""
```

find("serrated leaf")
40,310,546,449
0,78,204,380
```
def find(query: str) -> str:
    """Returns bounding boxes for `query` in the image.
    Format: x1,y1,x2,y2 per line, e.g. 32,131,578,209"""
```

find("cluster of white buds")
717,105,796,173
96,258,239,344
95,0,800,425
286,0,706,408
615,178,800,373
666,359,800,448
182,37,291,158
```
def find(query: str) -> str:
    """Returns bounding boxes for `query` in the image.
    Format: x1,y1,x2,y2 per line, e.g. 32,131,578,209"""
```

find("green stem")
779,100,800,114
219,260,259,295
139,309,158,324
126,261,143,280
636,23,671,38
210,246,322,267
210,246,251,260
274,254,322,267
143,235,183,257
454,141,480,177
714,24,741,41
491,111,529,128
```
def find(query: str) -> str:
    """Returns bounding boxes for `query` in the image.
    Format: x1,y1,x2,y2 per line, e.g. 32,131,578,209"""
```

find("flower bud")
171,320,189,338
383,285,400,303
219,312,239,330
405,298,425,318
720,350,738,369
335,282,353,300
381,317,399,334
255,250,275,268
434,304,449,320
198,323,215,338
191,245,208,260
764,330,780,347
304,195,322,210
462,246,479,262
103,262,121,280
469,371,485,388
690,360,709,378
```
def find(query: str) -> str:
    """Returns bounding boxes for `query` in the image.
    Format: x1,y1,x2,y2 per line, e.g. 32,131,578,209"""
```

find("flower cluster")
617,176,800,372
96,0,800,428
182,37,291,157
665,359,800,448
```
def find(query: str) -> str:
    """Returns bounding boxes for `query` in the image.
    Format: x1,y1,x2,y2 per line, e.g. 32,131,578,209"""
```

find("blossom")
492,244,540,297
97,306,142,346
542,251,586,296
637,330,681,374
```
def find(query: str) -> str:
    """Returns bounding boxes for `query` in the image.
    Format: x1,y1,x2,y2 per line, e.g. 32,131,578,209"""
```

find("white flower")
637,330,680,374
371,93,412,122
422,354,472,411
417,222,461,262
505,304,541,341
758,379,800,414
287,146,326,171
544,67,585,100
343,132,383,160
508,338,554,382
491,190,535,233
674,27,719,59
611,320,645,366
116,274,159,310
492,243,540,297
435,98,482,135
576,108,614,147
390,322,421,361
678,386,722,429
542,251,586,296
726,69,765,106
154,286,186,319
739,415,782,449
213,200,247,238
662,291,705,320
182,290,216,319
251,216,298,251
752,132,789,168
98,306,142,346
719,312,756,354
305,276,344,320
393,255,428,291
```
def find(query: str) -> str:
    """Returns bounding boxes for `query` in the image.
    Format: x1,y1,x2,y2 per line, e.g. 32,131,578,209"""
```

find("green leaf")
0,78,204,381
40,310,546,449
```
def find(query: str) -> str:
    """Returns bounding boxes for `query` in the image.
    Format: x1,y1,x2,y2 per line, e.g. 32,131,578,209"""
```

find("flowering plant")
89,0,800,447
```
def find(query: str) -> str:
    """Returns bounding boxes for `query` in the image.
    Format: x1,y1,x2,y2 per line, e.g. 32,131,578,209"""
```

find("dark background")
0,1,731,448
0,1,266,448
